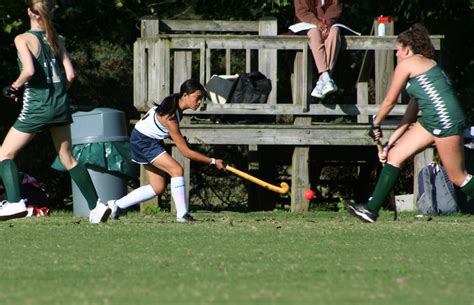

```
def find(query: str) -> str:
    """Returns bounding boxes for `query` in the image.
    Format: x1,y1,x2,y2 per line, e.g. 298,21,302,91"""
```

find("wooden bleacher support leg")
413,147,434,209
291,117,312,211
171,146,191,213
291,146,310,212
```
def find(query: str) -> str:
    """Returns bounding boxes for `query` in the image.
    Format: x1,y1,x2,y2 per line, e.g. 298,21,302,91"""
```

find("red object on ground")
304,189,315,200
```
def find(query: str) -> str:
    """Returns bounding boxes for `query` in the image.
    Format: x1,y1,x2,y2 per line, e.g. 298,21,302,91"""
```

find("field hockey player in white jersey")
107,79,226,222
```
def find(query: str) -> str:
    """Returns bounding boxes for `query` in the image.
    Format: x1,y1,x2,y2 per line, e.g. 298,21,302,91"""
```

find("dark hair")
155,79,204,116
397,23,435,59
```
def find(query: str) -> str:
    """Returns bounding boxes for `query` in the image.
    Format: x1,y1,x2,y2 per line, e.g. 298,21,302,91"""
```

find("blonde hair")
29,0,59,55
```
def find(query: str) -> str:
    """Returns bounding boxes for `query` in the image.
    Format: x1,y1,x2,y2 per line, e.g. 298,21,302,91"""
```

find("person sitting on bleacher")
294,0,342,99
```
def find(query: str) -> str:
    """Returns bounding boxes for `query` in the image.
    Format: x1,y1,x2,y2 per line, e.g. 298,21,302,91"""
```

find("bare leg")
144,163,168,195
387,123,435,167
0,127,35,160
435,134,468,186
50,124,99,210
50,124,77,170
0,127,35,202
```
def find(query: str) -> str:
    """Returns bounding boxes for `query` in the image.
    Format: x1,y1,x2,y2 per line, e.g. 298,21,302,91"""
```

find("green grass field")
1,210,473,305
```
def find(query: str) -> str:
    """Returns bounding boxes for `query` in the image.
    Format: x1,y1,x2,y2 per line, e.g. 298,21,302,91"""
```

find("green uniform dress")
13,30,72,133
406,64,468,137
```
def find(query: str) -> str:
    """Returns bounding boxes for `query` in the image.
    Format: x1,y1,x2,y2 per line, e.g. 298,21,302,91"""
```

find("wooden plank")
173,51,193,92
225,48,231,74
245,48,251,72
291,146,310,211
258,18,278,105
187,103,409,116
357,82,369,123
201,40,207,85
291,114,312,212
171,146,191,213
301,42,311,110
140,35,443,51
159,19,260,33
375,20,394,105
147,39,170,110
141,17,160,38
133,40,148,112
413,147,434,208
179,124,396,146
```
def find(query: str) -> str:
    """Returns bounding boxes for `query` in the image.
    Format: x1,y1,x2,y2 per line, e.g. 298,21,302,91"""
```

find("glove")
2,85,21,100
368,123,383,141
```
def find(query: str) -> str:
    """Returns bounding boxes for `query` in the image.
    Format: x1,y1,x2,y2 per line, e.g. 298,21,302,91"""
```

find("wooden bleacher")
133,17,443,211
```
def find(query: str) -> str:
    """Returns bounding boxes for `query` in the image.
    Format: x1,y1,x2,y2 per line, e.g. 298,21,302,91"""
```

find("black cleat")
344,200,378,223
176,213,197,223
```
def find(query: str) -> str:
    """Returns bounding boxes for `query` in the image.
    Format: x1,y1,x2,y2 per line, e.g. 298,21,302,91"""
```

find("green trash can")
52,108,138,217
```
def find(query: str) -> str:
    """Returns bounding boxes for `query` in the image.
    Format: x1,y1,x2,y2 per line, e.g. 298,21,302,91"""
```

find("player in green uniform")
0,0,111,223
345,24,473,223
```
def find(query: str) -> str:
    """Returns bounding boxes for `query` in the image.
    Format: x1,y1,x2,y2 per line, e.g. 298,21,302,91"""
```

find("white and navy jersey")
134,106,182,140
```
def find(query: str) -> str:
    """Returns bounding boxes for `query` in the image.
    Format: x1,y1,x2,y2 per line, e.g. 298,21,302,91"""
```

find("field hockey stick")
225,165,290,194
375,139,398,221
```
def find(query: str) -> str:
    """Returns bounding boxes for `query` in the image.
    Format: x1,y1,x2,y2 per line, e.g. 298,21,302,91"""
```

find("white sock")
321,71,331,82
171,176,188,218
115,184,157,209
460,174,472,188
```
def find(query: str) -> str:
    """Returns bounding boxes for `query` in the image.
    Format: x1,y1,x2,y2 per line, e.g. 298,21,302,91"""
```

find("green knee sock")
367,163,401,214
0,159,22,202
461,175,474,198
69,163,98,209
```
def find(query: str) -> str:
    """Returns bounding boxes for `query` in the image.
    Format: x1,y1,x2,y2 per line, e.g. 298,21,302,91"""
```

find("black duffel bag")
228,71,272,103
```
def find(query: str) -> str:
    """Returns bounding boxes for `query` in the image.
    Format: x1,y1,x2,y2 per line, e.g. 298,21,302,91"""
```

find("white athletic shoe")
310,80,325,98
321,79,338,97
107,200,119,220
0,199,28,221
89,201,111,224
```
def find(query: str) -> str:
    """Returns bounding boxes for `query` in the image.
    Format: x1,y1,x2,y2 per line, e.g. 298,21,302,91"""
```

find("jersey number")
44,59,61,84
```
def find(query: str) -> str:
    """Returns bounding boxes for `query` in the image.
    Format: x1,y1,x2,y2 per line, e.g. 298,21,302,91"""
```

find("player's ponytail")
397,23,435,59
156,94,180,117
30,0,60,55
155,79,205,117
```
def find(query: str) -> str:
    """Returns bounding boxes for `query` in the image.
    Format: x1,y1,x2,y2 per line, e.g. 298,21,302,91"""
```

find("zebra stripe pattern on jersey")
417,74,453,129
18,88,32,122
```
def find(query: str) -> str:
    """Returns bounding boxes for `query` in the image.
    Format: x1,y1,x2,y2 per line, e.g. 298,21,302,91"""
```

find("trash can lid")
71,107,129,144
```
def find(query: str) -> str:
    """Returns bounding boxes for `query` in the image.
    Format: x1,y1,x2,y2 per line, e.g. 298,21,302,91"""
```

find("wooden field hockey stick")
225,165,290,194
376,139,398,220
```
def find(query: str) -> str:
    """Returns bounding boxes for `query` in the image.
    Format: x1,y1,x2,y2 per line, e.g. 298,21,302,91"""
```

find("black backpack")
228,71,272,104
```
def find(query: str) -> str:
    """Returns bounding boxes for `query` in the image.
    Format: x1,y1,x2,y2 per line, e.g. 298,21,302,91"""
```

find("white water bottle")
377,15,392,36
378,19,385,36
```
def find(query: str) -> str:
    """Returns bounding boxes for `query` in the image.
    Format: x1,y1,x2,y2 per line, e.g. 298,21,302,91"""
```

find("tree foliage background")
0,0,473,208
